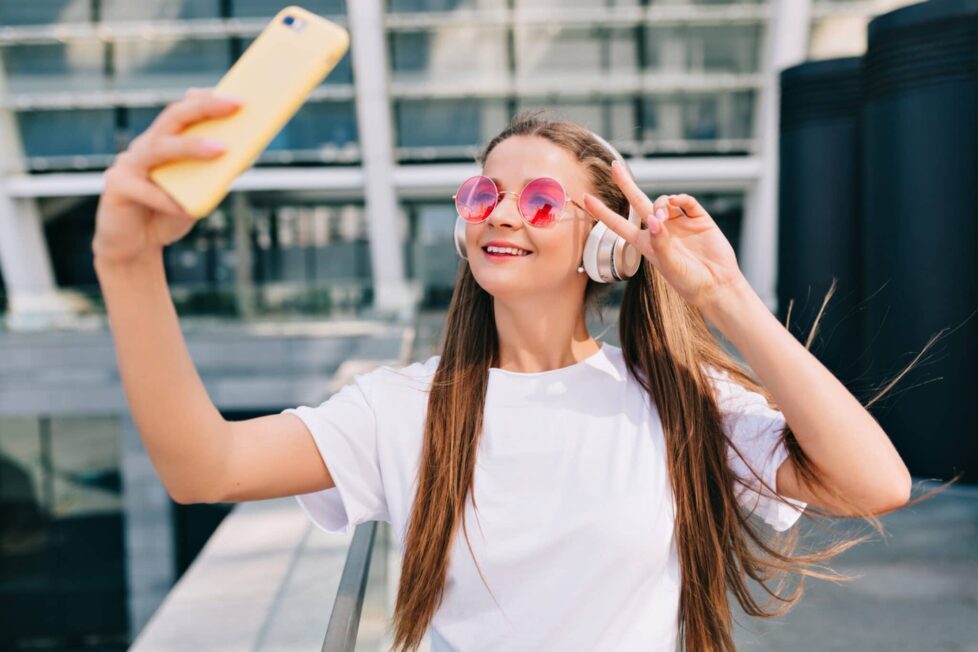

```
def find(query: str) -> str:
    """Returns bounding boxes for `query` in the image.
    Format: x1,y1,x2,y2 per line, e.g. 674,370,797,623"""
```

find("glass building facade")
0,0,777,323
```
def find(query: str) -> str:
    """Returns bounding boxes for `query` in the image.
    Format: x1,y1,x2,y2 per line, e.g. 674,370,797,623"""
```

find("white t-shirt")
282,342,807,652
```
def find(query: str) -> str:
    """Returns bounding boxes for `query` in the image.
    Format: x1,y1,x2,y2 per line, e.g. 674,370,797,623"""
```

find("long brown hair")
390,109,960,651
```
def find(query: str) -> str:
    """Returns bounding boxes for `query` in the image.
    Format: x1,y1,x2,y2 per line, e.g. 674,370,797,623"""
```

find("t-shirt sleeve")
281,371,390,535
709,367,808,532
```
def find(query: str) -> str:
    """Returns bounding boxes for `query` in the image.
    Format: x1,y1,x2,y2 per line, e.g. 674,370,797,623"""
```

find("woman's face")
465,135,597,302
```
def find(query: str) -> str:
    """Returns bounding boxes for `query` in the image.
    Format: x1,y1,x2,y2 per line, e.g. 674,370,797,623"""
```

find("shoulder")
597,342,629,376
355,353,441,398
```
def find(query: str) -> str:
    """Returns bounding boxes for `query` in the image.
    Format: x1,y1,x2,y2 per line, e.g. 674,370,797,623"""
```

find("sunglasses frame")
452,175,597,228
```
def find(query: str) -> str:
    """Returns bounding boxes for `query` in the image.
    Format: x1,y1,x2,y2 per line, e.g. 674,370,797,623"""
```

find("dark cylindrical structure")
778,57,864,390
862,0,978,482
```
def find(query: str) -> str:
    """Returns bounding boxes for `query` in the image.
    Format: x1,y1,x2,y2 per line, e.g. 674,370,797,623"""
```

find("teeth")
486,245,529,256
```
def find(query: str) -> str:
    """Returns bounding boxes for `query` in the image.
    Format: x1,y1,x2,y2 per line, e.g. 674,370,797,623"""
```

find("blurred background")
0,0,975,650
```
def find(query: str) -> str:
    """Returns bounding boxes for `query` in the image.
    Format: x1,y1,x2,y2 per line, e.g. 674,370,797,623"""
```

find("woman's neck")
491,295,598,373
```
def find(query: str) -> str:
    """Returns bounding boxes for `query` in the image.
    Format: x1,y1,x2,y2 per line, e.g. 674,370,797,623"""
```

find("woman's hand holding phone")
91,88,242,267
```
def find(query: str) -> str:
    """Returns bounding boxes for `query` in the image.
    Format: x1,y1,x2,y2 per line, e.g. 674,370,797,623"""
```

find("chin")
471,268,568,301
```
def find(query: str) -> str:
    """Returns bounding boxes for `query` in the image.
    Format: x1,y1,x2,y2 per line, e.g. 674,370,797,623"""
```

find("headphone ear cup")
613,206,643,281
582,220,607,283
453,216,468,260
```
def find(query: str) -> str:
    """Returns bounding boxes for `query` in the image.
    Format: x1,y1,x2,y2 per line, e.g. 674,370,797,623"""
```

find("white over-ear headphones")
453,131,643,283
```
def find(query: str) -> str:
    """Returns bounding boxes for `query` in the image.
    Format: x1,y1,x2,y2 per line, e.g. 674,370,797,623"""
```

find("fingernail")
647,213,661,234
655,208,666,221
217,95,242,106
201,139,227,153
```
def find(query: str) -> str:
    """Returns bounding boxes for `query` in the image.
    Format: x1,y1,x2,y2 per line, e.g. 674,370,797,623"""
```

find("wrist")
699,274,763,335
93,248,165,278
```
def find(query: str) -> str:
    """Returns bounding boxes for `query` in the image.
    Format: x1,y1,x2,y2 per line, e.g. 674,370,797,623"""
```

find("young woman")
93,89,943,652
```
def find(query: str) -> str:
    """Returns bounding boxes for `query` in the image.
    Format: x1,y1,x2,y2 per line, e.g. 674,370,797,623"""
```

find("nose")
486,192,523,229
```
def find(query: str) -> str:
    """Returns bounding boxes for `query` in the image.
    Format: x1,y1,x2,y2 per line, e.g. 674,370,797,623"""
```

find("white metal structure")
0,0,897,331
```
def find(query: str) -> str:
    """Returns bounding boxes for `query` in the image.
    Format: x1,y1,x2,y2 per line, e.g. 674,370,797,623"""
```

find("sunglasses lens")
455,176,498,223
520,178,564,227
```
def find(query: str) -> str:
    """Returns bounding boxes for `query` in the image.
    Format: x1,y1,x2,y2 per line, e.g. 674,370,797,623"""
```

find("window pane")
644,24,762,74
387,0,504,11
642,91,755,146
268,100,359,150
390,28,507,85
516,0,639,7
396,99,479,148
100,0,221,21
231,0,346,17
1,42,105,94
0,0,91,25
514,26,637,80
50,417,122,518
16,109,116,157
513,100,638,145
408,203,458,293
113,37,231,91
0,416,127,646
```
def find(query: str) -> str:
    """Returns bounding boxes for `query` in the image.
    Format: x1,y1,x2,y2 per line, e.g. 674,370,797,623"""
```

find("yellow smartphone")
149,6,350,218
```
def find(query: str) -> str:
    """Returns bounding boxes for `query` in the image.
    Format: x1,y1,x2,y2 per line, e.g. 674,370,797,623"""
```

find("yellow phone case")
148,6,349,218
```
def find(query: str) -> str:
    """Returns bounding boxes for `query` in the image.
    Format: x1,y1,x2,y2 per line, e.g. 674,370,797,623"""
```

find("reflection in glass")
515,100,639,145
16,109,116,158
390,28,508,86
1,42,105,94
267,100,360,151
395,99,493,150
388,0,504,11
100,0,220,21
113,37,231,91
514,26,637,80
642,91,755,147
644,24,762,74
0,416,127,649
231,0,346,17
0,0,91,25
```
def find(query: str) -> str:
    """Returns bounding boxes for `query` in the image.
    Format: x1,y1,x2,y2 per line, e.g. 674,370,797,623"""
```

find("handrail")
321,520,379,652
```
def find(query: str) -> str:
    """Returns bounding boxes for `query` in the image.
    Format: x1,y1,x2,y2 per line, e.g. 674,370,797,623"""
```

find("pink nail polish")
201,139,227,153
647,214,660,234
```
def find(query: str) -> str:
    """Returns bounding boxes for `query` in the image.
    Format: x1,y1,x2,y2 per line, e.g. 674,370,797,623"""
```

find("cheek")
535,228,588,263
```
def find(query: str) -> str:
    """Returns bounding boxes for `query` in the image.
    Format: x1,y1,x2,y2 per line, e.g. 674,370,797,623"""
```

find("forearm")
95,252,228,503
702,278,912,508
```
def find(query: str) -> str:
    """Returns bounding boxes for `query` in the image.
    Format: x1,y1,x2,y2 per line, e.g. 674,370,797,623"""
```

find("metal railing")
322,521,381,652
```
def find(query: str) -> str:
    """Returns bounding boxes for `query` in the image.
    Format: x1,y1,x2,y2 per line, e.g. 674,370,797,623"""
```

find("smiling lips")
484,244,531,257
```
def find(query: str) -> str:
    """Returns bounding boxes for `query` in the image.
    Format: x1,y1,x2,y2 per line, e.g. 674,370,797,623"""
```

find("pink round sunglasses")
453,175,596,228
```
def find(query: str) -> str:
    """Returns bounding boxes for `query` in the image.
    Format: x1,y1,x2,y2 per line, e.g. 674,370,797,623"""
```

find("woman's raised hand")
582,160,749,312
91,87,242,266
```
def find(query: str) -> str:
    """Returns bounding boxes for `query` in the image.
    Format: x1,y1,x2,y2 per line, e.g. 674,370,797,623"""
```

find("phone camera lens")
283,15,295,26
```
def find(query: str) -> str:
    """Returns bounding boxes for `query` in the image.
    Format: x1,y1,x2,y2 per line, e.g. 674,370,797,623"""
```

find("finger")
667,193,707,218
644,210,685,272
609,159,654,221
651,194,671,222
652,194,687,222
150,90,242,137
126,134,228,175
108,169,194,217
582,192,644,246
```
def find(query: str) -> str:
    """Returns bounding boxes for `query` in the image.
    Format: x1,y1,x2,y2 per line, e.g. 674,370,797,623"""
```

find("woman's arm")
582,164,912,516
92,88,337,505
95,252,230,503
700,277,913,515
